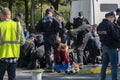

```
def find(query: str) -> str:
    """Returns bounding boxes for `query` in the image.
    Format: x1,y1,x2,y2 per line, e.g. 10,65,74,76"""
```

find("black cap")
78,11,83,16
105,12,115,18
17,13,23,19
46,8,53,14
29,34,36,38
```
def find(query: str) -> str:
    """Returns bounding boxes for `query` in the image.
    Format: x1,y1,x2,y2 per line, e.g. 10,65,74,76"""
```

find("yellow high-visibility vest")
0,20,21,59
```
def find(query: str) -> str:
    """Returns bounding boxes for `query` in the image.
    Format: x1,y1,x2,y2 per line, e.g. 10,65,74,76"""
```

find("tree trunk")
9,0,13,12
53,2,59,10
24,0,29,28
31,0,35,32
48,0,59,10
40,0,43,18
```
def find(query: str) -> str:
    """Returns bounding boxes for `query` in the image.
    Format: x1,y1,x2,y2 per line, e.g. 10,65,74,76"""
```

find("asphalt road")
3,65,120,80
4,69,101,80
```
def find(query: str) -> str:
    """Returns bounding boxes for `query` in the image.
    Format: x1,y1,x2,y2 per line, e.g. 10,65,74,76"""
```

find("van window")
100,4,118,12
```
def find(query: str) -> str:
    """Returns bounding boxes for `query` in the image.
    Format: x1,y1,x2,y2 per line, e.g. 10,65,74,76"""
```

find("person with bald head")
0,7,25,80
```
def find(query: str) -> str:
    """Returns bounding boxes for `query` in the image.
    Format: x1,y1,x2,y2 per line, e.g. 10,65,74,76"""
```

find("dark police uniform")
97,17,120,80
73,11,89,29
36,15,61,69
73,17,89,29
97,19,120,48
69,23,92,68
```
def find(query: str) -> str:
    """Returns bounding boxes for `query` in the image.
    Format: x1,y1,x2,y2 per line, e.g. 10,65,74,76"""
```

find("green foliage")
34,3,70,24
0,0,8,9
59,4,70,22
60,0,65,3
0,0,70,31
34,4,51,25
12,0,26,17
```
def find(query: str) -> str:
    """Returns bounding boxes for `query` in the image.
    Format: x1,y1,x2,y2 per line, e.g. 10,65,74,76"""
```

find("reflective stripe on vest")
0,22,20,44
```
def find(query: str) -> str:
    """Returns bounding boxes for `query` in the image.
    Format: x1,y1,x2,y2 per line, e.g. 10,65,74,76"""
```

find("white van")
70,0,120,25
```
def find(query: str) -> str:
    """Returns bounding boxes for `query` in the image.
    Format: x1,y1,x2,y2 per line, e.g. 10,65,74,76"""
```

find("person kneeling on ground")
54,37,71,72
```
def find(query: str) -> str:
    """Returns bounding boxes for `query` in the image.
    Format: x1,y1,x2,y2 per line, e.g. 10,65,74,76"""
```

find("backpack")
55,49,70,64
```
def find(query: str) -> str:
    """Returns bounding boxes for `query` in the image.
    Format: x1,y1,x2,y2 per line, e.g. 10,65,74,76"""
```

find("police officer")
69,22,92,68
53,10,68,44
97,12,120,80
73,11,89,28
0,8,25,80
36,8,61,71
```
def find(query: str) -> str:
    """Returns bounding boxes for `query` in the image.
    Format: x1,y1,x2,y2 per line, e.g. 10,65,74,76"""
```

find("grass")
79,70,92,74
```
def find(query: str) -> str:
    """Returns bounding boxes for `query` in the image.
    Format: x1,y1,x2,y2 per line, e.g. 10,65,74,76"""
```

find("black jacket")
117,16,120,27
35,15,61,35
97,19,120,48
73,17,89,28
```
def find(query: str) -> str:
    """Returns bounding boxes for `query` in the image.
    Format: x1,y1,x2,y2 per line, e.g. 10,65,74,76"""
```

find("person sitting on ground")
54,37,71,72
18,34,36,68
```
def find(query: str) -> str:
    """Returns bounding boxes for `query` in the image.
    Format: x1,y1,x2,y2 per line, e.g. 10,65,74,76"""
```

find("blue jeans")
101,45,118,80
55,62,71,71
0,61,17,80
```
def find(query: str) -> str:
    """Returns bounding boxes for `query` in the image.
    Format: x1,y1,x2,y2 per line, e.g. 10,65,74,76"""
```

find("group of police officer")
35,7,102,71
22,7,120,80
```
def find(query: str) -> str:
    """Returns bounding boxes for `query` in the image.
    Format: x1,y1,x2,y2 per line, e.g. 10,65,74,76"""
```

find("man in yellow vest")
0,8,25,80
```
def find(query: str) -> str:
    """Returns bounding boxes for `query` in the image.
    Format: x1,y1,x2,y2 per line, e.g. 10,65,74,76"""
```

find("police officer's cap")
105,12,115,18
46,8,53,14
